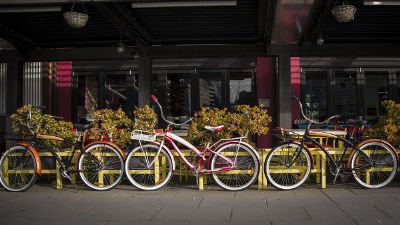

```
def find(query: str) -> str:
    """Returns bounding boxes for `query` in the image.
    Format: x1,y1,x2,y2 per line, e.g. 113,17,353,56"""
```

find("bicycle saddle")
204,125,224,132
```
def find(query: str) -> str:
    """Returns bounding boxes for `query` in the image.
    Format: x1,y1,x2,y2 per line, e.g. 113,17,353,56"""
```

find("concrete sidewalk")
1,183,400,225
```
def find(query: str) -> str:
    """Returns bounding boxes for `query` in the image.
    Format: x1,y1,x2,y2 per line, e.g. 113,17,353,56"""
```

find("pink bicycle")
124,95,260,191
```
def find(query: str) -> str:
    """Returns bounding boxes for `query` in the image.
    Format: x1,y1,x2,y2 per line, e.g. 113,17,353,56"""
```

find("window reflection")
303,71,327,121
335,71,357,120
229,72,253,107
364,71,389,123
199,71,222,108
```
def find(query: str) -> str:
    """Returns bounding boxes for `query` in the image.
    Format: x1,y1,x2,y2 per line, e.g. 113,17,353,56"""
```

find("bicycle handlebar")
150,95,194,127
292,96,340,125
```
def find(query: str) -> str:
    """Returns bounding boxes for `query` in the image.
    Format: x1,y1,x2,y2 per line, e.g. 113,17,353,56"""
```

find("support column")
138,56,152,107
5,60,23,133
277,55,292,128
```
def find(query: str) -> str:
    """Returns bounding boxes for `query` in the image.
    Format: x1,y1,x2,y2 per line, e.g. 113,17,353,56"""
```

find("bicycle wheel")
78,143,124,191
265,143,311,190
211,143,259,191
125,144,173,191
351,141,397,188
0,146,38,192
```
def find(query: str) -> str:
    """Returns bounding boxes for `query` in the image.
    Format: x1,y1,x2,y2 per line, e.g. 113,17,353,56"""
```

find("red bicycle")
124,95,260,191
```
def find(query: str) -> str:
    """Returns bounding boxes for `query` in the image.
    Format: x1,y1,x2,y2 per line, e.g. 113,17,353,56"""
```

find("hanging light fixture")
316,35,325,45
116,28,127,54
63,0,89,29
332,0,357,22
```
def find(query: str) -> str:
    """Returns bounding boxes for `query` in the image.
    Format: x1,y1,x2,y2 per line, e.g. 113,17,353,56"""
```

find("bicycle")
264,96,398,190
0,106,125,192
124,95,260,191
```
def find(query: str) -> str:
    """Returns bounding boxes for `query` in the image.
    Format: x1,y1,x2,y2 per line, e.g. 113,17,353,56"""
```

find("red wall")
56,61,72,121
256,57,274,148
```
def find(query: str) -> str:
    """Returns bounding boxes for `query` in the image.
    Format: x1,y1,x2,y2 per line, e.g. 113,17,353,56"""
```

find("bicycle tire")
264,142,311,190
351,140,397,189
124,144,173,191
0,145,38,192
78,143,124,191
211,143,259,191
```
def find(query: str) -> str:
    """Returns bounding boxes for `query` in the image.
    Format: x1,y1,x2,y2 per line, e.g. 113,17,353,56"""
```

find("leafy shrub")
133,105,158,132
188,105,272,146
89,108,133,148
10,105,74,150
366,100,400,146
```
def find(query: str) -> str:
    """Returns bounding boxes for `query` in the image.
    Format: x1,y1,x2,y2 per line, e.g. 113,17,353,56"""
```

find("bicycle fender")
347,139,399,168
16,142,42,175
291,141,314,169
214,141,261,164
84,141,126,158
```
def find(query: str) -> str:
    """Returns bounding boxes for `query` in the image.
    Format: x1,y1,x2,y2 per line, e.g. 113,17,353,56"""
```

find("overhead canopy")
0,0,400,56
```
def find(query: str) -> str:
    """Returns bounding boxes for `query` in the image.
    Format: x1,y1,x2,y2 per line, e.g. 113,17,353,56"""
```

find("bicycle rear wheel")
125,144,173,191
78,143,124,191
211,143,259,191
351,141,397,188
0,146,38,192
265,143,311,190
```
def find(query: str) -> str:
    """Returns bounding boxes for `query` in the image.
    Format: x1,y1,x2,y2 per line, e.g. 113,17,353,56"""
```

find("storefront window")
166,73,192,118
303,71,327,121
229,71,253,107
364,71,389,123
335,71,357,120
199,71,222,108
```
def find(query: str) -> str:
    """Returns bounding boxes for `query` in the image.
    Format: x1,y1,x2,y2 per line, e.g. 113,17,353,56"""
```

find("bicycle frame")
24,135,84,174
293,128,369,172
154,130,244,174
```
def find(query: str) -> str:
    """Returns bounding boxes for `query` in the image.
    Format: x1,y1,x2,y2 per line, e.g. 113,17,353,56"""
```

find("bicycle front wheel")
211,143,259,191
125,144,173,191
0,146,38,192
351,141,397,188
78,143,124,191
265,143,311,190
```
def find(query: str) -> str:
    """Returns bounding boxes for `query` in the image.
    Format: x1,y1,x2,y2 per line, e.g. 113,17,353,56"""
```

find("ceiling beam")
0,0,129,5
268,44,400,57
94,3,150,47
298,0,335,45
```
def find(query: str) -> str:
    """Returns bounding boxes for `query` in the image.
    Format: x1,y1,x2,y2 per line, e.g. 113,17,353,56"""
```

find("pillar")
138,56,152,107
277,55,292,128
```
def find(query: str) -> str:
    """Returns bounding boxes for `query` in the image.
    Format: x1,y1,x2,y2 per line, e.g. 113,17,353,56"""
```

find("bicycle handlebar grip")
150,95,158,102
292,96,299,101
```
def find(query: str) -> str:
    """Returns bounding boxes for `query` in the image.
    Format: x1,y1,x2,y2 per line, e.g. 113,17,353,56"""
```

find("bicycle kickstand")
333,168,341,184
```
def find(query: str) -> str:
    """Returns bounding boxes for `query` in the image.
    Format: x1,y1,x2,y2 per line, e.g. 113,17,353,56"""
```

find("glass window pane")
364,71,389,123
166,73,192,118
303,71,327,121
199,71,222,108
76,74,98,122
229,72,253,107
335,71,357,120
105,74,128,110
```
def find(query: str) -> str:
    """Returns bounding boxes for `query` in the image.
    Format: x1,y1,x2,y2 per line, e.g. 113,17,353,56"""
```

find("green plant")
133,105,158,132
366,100,400,145
89,108,133,148
187,105,272,146
10,105,74,150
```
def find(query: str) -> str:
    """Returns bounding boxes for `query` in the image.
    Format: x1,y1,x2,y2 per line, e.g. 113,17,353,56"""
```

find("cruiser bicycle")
124,95,260,191
264,96,398,190
0,106,125,192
